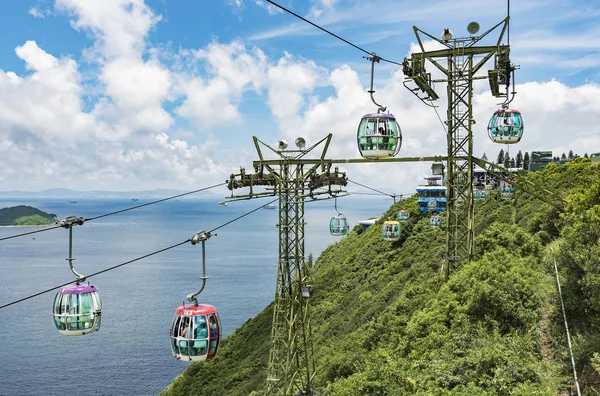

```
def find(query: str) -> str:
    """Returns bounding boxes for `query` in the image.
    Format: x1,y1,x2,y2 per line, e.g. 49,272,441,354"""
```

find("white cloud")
254,0,282,15
266,53,323,131
513,29,600,51
0,41,92,145
55,0,161,60
91,57,173,140
28,7,46,19
175,41,268,131
248,22,316,41
2,0,600,194
52,0,174,141
263,55,600,193
225,0,245,14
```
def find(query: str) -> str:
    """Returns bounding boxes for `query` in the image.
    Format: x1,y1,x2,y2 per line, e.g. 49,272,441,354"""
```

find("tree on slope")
516,150,523,168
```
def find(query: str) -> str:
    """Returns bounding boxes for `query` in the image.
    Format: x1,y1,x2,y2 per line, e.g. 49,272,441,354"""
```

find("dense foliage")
0,205,56,226
162,158,600,395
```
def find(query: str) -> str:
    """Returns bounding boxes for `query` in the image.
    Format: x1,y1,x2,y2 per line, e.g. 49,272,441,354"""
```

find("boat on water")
69,200,78,203
263,204,276,210
131,198,139,202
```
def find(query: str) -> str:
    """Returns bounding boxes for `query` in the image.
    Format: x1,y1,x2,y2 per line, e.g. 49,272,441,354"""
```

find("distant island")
0,205,57,226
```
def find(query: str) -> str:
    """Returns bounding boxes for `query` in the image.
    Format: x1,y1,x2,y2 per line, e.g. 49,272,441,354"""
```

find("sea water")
0,196,390,395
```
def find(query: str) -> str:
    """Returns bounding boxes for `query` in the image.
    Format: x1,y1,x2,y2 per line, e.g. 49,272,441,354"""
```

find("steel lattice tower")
266,160,315,395
403,18,511,275
227,136,344,395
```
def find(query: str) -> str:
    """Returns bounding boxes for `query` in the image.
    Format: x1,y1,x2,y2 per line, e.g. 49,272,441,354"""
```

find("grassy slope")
162,158,600,395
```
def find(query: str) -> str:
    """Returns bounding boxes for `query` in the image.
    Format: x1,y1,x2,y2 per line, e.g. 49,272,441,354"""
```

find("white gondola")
357,113,402,159
430,215,442,228
53,284,102,336
382,220,400,241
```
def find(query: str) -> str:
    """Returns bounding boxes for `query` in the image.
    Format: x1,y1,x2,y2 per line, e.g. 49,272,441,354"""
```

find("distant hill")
0,205,57,226
0,188,221,198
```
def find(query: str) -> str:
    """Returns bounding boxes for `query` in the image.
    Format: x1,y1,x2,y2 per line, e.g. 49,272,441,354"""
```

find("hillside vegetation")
162,158,600,395
0,205,57,226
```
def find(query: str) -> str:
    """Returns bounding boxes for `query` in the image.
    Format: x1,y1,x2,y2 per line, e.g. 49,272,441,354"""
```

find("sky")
1,0,599,195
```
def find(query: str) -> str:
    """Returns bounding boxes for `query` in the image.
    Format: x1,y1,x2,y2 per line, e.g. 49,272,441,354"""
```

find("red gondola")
170,304,221,362
170,231,221,362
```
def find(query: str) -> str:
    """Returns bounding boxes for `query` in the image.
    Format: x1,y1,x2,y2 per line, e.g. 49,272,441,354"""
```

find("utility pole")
402,18,513,275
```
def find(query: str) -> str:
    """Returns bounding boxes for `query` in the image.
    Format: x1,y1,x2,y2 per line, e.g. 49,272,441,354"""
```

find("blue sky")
1,0,599,193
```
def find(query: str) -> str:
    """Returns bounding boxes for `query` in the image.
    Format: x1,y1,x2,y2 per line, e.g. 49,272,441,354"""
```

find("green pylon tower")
402,18,513,275
267,158,314,396
227,135,347,395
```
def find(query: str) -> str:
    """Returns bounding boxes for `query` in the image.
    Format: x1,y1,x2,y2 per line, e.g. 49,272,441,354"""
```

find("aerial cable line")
85,182,227,222
0,240,190,310
347,179,397,199
0,182,227,242
265,0,403,66
209,198,278,233
550,248,582,396
263,1,448,168
429,99,448,134
0,197,278,311
346,191,392,197
0,225,64,242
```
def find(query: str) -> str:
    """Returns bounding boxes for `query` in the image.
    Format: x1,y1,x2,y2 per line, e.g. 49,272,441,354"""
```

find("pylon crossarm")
473,47,504,75
485,16,509,46
252,136,265,161
303,163,325,183
223,193,277,203
413,26,450,50
294,133,332,161
227,170,277,191
298,190,346,201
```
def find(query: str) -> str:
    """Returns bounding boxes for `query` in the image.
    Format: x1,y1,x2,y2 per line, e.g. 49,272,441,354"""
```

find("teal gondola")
330,214,349,236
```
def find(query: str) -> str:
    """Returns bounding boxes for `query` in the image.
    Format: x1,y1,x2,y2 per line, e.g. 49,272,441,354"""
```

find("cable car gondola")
382,220,400,241
488,108,523,144
52,216,102,336
430,215,442,228
53,283,102,336
357,53,402,159
487,32,523,145
357,113,402,159
398,209,410,222
171,303,221,362
474,189,488,200
500,180,516,199
330,214,349,236
170,231,221,362
330,196,349,236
